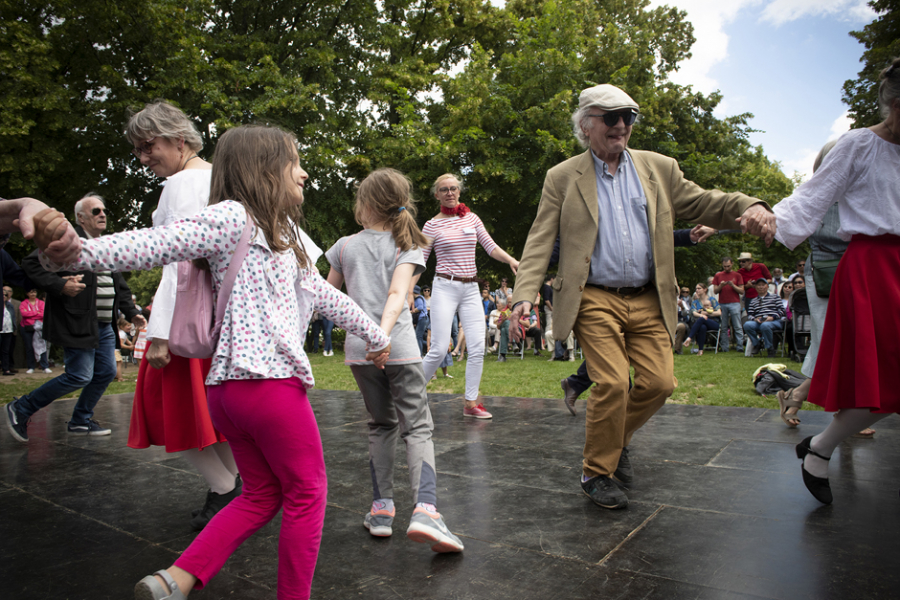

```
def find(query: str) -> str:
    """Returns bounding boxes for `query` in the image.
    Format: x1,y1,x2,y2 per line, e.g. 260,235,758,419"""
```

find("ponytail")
355,168,430,252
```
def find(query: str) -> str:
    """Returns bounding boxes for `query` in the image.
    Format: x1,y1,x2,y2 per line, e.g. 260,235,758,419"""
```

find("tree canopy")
1,0,800,289
843,0,900,128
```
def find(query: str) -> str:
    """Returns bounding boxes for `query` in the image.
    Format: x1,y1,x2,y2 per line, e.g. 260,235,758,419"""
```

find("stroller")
789,288,812,363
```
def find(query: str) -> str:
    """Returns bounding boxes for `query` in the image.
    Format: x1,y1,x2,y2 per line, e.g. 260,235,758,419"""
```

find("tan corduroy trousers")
573,286,675,478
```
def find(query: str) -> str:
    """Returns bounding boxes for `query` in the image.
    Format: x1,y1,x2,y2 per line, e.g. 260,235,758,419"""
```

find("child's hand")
366,344,391,369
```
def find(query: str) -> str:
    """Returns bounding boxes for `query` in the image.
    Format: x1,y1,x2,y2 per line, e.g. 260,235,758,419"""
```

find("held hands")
365,343,392,369
689,225,716,244
132,313,147,330
736,203,776,247
31,207,83,264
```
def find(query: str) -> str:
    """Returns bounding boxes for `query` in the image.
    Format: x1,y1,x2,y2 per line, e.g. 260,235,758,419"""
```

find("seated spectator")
673,286,693,353
518,298,543,356
683,298,721,356
493,299,512,362
743,278,785,357
114,317,135,382
494,277,513,306
738,252,772,313
772,267,786,289
787,259,805,283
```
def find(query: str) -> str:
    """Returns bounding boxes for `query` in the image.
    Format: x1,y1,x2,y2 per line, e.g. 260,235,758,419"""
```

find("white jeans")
423,278,485,401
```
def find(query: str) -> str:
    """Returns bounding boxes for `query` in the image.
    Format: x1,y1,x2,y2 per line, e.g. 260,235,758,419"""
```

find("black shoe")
5,400,28,443
674,349,683,355
496,354,507,363
613,447,634,486
560,378,578,416
2,372,13,376
767,348,777,358
533,350,541,356
796,436,833,505
581,475,628,509
191,475,243,530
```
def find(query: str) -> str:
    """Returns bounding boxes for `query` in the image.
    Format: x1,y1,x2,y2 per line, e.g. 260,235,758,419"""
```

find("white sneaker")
43,368,53,374
25,369,34,374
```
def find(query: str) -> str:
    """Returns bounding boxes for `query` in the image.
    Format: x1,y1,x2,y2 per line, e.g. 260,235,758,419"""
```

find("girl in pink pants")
34,125,391,600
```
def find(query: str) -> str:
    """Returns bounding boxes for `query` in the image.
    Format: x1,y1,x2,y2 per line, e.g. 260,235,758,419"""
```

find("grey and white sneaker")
406,507,464,552
6,400,29,443
363,505,395,537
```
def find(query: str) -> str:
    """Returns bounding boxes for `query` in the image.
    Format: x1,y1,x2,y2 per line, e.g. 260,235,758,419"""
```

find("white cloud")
781,111,851,179
760,0,875,26
648,1,762,94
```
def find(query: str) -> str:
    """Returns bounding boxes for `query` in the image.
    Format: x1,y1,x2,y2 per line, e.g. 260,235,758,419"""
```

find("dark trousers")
1,332,15,373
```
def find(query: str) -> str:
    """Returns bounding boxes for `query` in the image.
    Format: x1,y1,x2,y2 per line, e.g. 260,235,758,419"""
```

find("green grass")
2,350,819,414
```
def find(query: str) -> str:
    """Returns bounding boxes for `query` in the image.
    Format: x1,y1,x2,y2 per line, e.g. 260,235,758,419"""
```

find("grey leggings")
350,363,437,505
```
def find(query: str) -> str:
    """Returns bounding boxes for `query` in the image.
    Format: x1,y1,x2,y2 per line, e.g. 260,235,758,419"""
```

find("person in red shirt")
737,252,771,312
712,257,745,352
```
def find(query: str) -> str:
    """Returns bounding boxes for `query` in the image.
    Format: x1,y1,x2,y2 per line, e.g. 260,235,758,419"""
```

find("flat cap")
579,84,639,112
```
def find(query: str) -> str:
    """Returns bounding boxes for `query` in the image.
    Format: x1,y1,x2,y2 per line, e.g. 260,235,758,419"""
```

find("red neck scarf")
440,202,470,218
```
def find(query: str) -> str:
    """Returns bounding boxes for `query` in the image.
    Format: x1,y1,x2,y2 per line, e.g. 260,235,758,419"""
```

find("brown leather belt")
587,283,650,296
435,272,478,283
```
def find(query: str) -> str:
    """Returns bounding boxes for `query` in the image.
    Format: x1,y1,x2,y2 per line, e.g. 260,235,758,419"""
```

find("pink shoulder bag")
168,214,254,358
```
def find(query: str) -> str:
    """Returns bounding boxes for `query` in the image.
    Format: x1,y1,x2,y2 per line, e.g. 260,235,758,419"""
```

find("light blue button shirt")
586,150,654,287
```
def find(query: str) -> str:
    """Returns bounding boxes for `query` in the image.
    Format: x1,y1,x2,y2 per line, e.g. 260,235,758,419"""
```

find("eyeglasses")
438,186,459,194
739,259,751,263
131,138,157,157
91,208,107,216
587,110,638,127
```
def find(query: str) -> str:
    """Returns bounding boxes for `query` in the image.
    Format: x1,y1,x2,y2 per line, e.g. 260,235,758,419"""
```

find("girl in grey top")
325,168,464,553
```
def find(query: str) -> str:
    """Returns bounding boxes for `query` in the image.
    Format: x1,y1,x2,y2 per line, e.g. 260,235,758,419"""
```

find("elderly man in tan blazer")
509,84,775,510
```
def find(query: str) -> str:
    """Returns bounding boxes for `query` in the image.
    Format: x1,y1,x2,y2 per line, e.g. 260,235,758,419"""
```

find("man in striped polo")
743,278,785,358
6,194,144,443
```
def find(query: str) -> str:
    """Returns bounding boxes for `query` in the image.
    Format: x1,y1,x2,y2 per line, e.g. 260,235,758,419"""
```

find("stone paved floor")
2,390,898,599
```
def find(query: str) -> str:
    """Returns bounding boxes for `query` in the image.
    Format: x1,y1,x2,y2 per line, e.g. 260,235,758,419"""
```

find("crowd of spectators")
674,253,808,359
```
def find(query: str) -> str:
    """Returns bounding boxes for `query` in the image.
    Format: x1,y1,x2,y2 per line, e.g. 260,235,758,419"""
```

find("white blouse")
147,169,211,342
774,128,900,251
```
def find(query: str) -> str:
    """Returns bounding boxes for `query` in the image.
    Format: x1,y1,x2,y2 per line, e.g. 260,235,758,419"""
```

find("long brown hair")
354,168,429,252
206,125,308,268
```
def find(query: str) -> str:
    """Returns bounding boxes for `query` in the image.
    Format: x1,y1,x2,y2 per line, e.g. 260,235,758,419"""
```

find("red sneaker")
463,403,492,419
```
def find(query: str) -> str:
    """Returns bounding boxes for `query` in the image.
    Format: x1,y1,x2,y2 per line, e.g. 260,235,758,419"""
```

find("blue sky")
647,0,877,179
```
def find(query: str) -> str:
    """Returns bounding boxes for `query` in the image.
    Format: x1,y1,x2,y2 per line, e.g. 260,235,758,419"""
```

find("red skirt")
127,341,226,452
809,235,900,413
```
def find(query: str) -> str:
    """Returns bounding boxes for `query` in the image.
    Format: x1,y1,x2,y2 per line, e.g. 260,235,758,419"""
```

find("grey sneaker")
406,507,464,552
67,419,111,436
363,506,395,537
613,447,634,486
581,475,628,509
6,400,29,443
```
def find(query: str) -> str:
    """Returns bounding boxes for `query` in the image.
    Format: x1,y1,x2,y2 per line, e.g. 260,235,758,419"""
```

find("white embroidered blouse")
774,128,900,251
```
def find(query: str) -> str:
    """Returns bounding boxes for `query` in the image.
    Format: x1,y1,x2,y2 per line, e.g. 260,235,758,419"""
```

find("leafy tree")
843,0,900,128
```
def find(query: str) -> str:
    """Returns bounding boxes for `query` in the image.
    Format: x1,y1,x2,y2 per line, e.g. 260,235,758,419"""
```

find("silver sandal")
135,570,188,600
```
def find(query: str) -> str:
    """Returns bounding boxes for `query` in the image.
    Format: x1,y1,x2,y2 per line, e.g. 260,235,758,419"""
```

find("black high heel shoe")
796,436,833,505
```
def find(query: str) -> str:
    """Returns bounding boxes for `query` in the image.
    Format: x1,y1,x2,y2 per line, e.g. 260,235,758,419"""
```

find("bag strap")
213,210,255,331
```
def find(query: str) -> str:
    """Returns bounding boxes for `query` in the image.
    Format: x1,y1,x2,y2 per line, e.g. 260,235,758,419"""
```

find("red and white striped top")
422,212,499,278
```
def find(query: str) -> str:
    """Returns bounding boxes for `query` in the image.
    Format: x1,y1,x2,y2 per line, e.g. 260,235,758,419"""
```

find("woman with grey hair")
126,101,242,527
774,57,900,504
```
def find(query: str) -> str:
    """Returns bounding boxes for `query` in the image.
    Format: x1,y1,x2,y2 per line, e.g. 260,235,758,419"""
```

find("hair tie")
398,206,406,212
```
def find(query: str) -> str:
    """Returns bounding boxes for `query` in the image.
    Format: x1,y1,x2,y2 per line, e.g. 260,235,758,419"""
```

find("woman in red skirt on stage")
773,58,900,504
126,102,241,528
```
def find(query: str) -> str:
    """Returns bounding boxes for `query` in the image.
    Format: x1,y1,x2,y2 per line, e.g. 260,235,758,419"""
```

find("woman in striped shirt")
417,174,519,419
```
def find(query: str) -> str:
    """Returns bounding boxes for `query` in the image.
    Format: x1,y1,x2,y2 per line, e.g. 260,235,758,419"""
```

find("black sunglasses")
587,110,638,127
91,208,108,216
